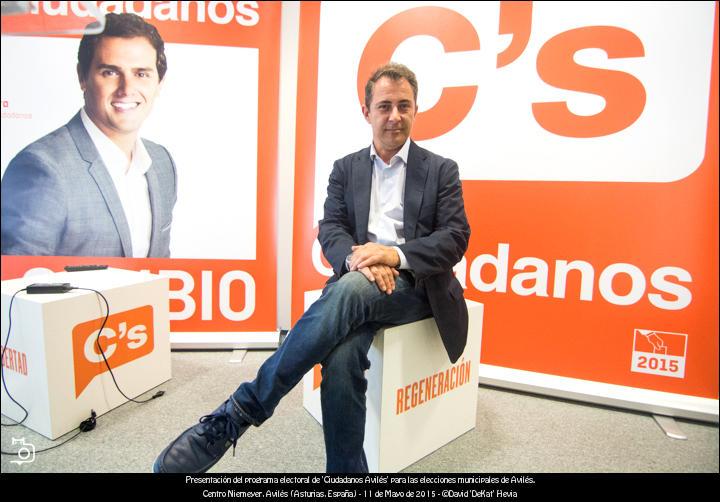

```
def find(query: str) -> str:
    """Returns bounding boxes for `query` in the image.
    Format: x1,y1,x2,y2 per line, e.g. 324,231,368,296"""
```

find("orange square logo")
72,305,154,397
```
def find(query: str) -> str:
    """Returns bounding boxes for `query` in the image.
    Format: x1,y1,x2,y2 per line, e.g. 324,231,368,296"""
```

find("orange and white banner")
292,2,718,407
1,1,281,342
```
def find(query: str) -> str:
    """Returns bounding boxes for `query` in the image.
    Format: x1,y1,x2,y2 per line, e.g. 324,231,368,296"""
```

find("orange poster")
292,1,718,408
1,2,281,336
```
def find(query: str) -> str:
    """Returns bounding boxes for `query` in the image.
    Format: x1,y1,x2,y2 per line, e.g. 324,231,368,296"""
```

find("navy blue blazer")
318,141,471,363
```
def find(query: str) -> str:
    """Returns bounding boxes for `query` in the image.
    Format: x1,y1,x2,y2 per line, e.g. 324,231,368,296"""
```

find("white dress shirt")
367,138,411,269
80,108,152,258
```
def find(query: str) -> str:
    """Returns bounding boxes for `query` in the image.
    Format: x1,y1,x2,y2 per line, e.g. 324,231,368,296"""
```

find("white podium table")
1,268,171,439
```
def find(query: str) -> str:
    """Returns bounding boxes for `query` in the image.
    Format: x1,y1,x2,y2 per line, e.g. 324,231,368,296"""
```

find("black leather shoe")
153,396,250,473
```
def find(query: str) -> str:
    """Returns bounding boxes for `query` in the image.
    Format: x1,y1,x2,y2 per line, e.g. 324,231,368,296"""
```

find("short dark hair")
78,12,167,81
364,62,418,107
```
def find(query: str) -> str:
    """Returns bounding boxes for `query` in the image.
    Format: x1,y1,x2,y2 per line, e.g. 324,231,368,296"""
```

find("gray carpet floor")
1,350,718,473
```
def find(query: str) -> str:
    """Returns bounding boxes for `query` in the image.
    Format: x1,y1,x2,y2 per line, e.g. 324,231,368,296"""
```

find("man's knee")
336,271,374,291
324,271,377,304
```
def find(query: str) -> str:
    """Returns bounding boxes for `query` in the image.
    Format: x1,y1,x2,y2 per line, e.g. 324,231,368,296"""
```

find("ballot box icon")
631,329,687,379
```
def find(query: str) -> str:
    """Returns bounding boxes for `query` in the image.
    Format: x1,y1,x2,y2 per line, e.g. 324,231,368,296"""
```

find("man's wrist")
392,246,408,269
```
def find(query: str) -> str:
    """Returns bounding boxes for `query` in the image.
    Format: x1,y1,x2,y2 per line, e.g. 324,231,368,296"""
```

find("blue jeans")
231,271,432,472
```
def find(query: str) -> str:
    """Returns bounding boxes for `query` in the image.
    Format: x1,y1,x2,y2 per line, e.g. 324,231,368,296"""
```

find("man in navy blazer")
1,13,176,258
154,63,470,473
320,128,470,364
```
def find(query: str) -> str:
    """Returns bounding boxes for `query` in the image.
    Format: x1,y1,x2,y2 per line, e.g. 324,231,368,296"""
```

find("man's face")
79,36,162,144
362,76,417,160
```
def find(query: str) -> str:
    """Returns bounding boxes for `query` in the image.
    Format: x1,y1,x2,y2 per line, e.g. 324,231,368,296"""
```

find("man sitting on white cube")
154,62,471,473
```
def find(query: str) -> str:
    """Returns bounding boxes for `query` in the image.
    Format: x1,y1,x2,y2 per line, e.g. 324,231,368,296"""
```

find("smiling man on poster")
1,13,177,258
153,62,470,473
